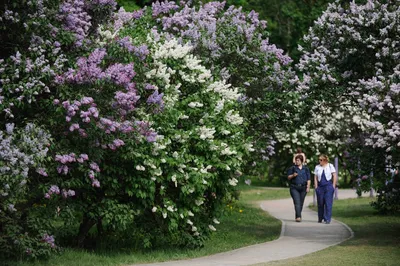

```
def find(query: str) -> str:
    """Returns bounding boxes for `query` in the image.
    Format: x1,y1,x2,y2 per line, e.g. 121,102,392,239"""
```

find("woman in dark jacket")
287,155,311,222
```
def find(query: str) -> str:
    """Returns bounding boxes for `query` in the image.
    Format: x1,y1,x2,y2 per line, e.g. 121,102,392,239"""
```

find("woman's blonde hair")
319,154,329,162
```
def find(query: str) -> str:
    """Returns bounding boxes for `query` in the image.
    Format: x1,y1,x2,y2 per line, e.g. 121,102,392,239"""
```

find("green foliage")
222,0,334,62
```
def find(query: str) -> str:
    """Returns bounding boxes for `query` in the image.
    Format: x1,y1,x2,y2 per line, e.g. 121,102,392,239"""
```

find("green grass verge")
7,187,288,266
254,197,400,266
238,186,290,202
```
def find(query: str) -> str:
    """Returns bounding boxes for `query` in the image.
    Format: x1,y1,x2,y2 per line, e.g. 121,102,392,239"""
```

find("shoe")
295,217,301,222
325,221,330,224
318,220,322,223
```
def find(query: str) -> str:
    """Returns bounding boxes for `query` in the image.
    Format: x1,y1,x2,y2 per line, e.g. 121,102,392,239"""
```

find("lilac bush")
1,0,252,258
297,0,400,211
122,1,298,172
0,0,119,259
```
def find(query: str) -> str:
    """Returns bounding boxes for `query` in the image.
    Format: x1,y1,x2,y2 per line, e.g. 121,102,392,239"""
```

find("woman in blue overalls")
287,155,311,222
314,154,337,224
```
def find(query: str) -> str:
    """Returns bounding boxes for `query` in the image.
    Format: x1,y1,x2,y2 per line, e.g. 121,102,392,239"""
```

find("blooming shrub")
124,1,298,169
295,0,400,211
1,0,253,259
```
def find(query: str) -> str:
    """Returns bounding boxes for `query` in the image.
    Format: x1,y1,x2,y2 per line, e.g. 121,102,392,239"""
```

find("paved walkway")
133,189,371,266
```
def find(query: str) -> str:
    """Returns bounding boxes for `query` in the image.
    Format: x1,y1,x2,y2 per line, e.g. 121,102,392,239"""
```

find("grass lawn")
7,187,288,266
254,197,400,266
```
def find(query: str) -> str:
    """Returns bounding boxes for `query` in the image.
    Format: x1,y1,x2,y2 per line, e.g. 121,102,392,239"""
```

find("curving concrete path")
132,189,370,266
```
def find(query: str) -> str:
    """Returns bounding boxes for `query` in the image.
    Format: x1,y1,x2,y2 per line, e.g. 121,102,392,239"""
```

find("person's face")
319,157,327,166
295,158,302,165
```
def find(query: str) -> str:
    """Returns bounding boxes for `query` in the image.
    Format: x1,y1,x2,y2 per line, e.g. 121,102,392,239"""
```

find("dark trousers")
290,185,307,219
316,185,334,222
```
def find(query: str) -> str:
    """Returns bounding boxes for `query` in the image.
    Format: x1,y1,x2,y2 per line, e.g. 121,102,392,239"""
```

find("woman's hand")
306,186,310,193
293,172,298,177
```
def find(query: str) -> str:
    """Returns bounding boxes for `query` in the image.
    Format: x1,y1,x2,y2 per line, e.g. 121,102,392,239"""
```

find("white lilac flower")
221,129,231,135
195,199,204,206
213,218,220,224
162,212,167,218
136,165,145,171
192,226,197,232
225,110,243,125
167,206,174,212
188,102,204,108
207,81,241,101
244,143,255,152
187,219,193,225
228,178,238,186
208,225,217,231
188,211,194,216
152,207,157,212
199,126,216,140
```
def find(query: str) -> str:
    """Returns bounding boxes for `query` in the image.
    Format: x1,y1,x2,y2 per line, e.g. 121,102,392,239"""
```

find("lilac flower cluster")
62,189,76,198
117,37,149,60
56,97,99,136
114,7,144,31
105,63,136,87
146,90,165,111
135,121,158,142
42,234,56,248
58,0,92,47
56,48,107,84
1,124,51,206
114,90,140,115
152,1,179,17
45,185,60,199
1,34,67,118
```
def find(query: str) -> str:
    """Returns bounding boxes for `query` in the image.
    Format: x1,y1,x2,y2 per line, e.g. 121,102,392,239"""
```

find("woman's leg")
290,186,302,219
316,186,324,222
324,185,335,223
299,186,307,217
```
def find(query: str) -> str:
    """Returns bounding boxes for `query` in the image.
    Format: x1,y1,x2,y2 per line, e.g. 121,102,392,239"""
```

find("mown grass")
255,197,400,266
7,187,288,266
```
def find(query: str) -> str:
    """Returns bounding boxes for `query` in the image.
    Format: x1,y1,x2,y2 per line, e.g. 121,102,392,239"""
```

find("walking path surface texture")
134,189,370,266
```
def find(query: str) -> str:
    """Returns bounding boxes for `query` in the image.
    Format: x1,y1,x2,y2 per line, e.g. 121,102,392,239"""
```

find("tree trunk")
77,216,96,247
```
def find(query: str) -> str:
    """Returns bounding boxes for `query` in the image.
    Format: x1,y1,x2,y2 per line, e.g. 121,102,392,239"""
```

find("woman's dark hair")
295,154,304,163
296,147,302,153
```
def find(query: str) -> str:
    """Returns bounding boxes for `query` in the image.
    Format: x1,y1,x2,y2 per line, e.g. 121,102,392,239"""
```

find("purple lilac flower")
36,168,48,176
49,185,60,194
5,123,14,134
89,170,95,180
152,1,179,17
42,234,56,248
105,63,135,86
92,179,100,187
55,153,76,164
58,0,91,47
114,90,140,114
146,90,164,108
90,162,100,172
114,7,143,31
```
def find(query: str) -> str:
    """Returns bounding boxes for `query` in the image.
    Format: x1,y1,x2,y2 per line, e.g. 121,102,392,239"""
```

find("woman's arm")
288,171,298,180
314,174,318,189
332,172,337,187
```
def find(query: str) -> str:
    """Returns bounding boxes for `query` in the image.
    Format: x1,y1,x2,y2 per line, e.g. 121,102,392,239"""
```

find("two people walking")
287,152,337,224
